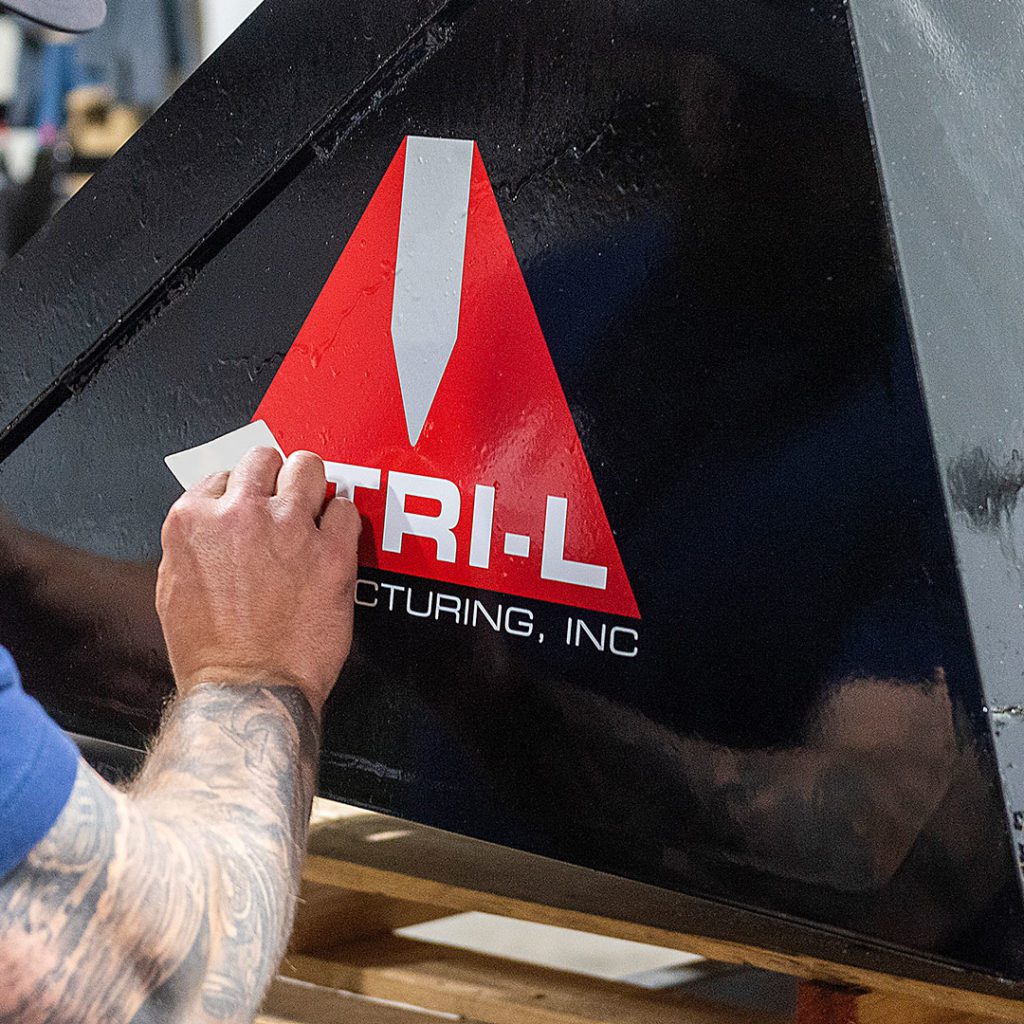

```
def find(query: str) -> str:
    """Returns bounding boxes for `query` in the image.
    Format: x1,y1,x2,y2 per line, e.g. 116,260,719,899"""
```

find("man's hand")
1,447,361,1024
156,447,360,713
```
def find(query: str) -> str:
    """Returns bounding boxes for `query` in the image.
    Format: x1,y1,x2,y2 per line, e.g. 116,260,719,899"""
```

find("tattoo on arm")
0,685,320,1024
133,684,320,1021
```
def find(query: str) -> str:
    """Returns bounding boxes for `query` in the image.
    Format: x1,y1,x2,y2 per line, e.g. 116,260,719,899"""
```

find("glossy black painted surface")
2,0,1023,990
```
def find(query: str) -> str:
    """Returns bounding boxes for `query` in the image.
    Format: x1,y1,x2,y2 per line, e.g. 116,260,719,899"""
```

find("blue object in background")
36,40,87,133
0,645,78,879
8,0,198,131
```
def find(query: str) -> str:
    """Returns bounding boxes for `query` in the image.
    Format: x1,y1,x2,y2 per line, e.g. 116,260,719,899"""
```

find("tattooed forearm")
132,684,319,1020
0,684,320,1024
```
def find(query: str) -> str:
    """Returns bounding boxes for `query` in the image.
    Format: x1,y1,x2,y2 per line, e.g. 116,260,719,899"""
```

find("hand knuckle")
249,444,281,463
193,471,224,493
294,449,322,464
161,502,190,541
222,490,255,513
274,498,305,524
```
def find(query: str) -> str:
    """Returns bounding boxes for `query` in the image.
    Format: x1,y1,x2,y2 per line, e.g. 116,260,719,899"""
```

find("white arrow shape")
390,136,475,447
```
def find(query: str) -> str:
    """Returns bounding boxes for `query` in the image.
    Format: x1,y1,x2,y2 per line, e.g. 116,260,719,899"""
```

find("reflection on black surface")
0,516,169,735
336,583,1017,974
0,515,1014,973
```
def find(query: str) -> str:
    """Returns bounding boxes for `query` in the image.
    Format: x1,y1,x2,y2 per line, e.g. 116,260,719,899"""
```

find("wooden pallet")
261,801,1024,1024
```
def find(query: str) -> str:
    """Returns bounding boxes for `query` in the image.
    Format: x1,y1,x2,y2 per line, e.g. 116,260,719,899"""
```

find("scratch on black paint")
215,350,286,384
498,121,619,204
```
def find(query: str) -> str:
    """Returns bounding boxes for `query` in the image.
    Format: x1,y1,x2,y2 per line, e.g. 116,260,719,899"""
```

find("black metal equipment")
3,0,1024,997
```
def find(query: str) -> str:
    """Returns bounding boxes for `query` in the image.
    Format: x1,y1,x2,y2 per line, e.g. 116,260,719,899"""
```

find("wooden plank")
302,855,1024,1023
851,991,1006,1024
259,975,471,1023
303,806,1024,1023
290,879,451,954
283,934,786,1024
796,983,859,1024
796,982,1007,1024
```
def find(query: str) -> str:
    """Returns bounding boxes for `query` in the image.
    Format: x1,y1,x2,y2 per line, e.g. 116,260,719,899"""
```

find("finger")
225,446,283,498
188,471,229,499
275,450,328,518
320,495,361,554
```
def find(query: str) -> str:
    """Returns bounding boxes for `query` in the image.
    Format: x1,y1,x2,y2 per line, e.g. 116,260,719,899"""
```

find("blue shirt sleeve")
0,646,79,879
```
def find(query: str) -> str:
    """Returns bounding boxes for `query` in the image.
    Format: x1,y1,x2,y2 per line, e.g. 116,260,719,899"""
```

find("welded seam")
0,0,478,462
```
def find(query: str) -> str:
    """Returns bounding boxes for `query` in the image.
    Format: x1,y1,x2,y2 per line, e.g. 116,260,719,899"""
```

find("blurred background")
0,0,260,266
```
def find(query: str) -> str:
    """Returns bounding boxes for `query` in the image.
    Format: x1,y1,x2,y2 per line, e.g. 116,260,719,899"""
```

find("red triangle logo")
254,136,639,619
